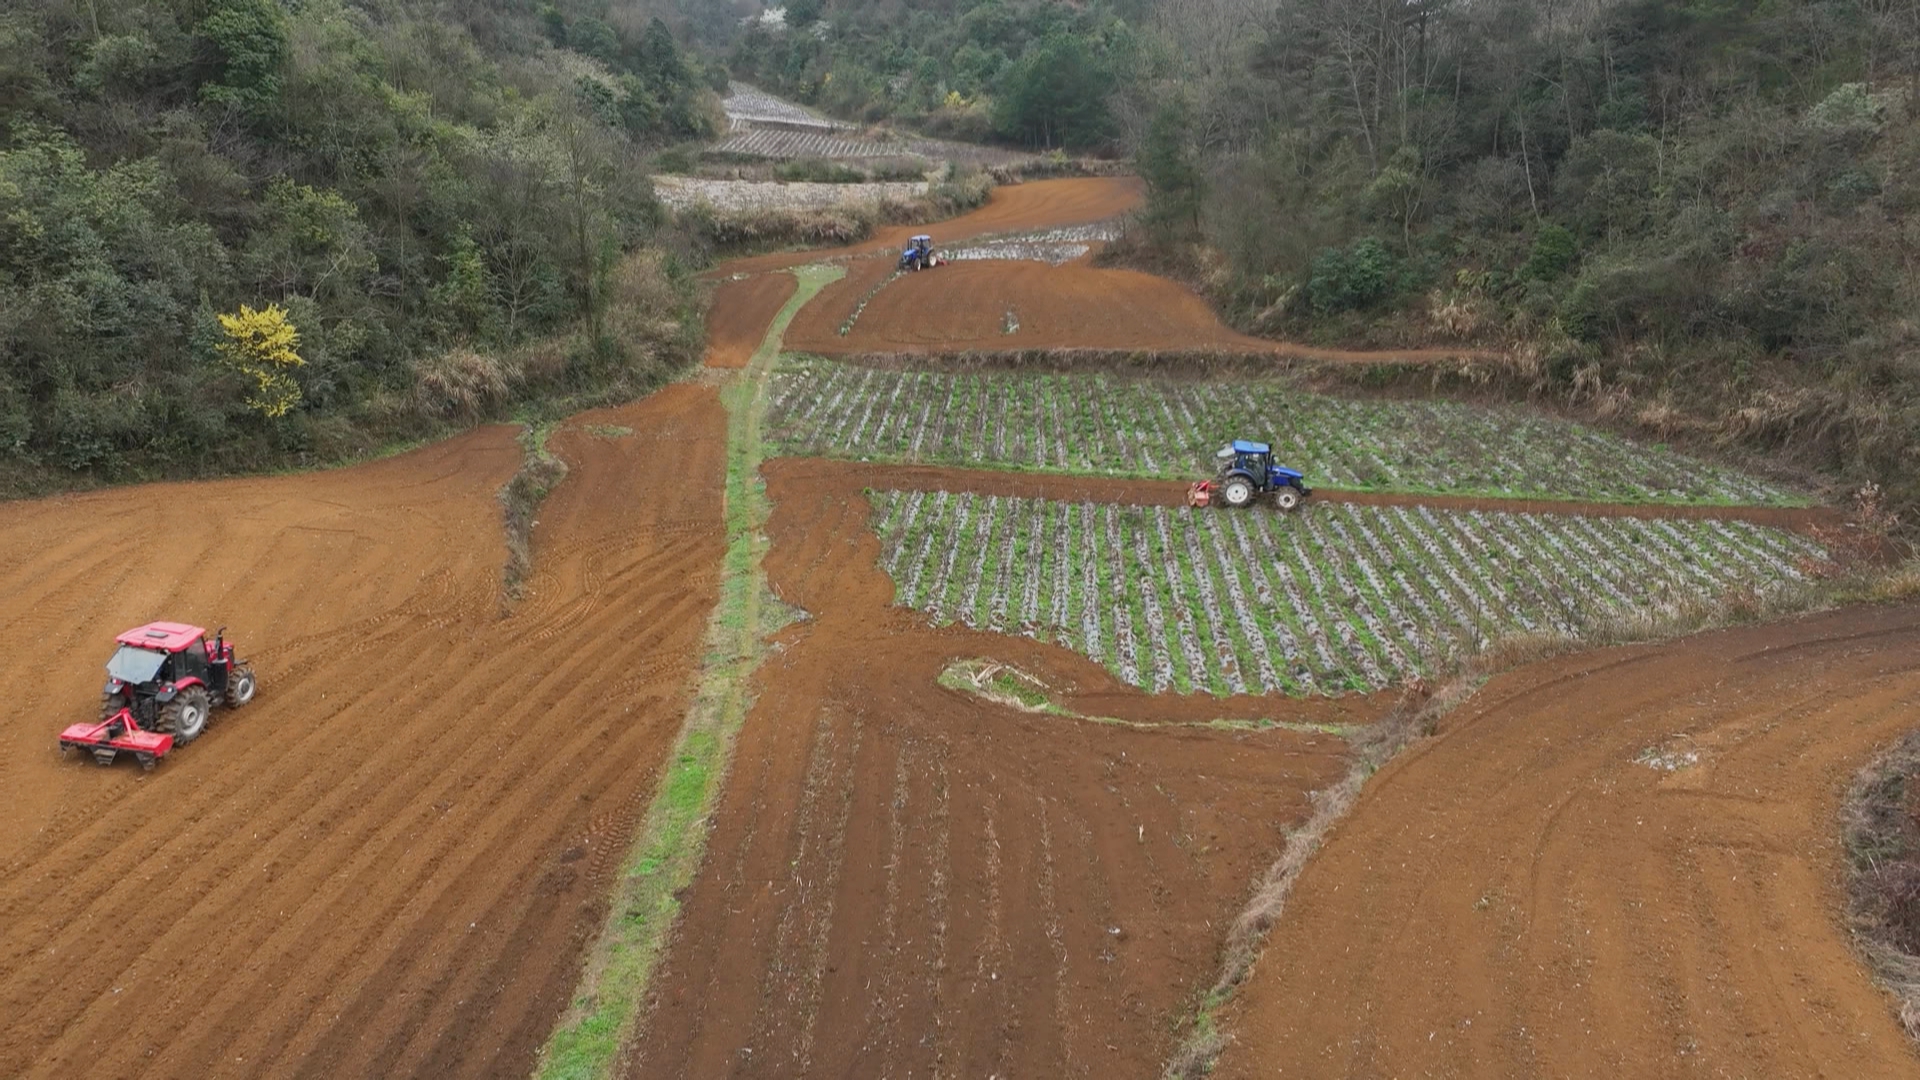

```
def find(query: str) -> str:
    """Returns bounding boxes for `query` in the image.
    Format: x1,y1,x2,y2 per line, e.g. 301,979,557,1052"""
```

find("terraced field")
652,176,929,213
870,490,1826,695
771,362,1800,505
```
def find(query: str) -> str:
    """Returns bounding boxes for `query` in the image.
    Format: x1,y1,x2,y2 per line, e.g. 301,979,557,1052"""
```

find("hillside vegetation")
727,0,1150,149
1123,0,1920,516
0,0,726,492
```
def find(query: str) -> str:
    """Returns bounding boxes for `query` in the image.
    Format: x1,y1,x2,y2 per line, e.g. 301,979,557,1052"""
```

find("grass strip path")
534,264,844,1080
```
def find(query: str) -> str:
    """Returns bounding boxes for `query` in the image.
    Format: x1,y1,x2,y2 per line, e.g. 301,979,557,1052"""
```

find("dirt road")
0,386,726,1079
1212,601,1920,1079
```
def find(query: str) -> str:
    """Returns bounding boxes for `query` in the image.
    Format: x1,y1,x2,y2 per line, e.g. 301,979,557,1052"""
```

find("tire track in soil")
1210,601,1920,1080
0,385,728,1080
622,458,1363,1079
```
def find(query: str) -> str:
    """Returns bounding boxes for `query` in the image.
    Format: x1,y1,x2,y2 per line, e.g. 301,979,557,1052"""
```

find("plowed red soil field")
622,457,1374,1079
715,176,1149,277
705,272,798,368
1213,601,1920,1079
789,259,1286,354
736,176,1485,362
0,385,726,1080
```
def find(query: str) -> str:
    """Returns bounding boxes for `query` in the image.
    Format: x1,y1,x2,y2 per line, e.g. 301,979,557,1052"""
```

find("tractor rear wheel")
100,691,127,720
226,665,256,708
1222,479,1255,508
1274,488,1302,512
162,687,212,745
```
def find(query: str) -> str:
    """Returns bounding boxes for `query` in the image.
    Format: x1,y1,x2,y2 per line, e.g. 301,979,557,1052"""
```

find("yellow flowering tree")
215,303,304,418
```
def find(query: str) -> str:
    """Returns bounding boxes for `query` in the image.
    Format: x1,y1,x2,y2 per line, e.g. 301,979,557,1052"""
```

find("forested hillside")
727,0,1152,149
0,0,724,490
1126,0,1920,513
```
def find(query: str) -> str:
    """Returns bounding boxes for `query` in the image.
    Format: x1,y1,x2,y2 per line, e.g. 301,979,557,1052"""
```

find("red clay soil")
786,259,1484,363
0,384,726,1080
622,457,1379,1080
1212,600,1920,1080
783,457,1842,532
713,176,1149,277
716,175,1485,365
705,272,798,368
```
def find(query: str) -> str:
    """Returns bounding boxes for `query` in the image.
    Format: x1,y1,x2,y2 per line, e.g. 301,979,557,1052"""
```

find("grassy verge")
1162,559,1920,1078
532,262,844,1080
500,420,568,606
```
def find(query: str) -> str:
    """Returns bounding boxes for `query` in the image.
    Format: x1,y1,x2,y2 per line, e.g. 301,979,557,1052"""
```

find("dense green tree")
1139,95,1203,238
195,0,289,113
0,0,707,489
992,33,1113,149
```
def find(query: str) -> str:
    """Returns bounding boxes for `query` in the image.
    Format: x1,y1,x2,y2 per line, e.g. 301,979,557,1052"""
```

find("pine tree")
1140,96,1203,241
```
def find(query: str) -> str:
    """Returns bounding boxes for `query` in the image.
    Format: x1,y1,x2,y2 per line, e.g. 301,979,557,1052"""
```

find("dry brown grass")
1844,730,1920,1040
499,423,568,606
412,348,517,420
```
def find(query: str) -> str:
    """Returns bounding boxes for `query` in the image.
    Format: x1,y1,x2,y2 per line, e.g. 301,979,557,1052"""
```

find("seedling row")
871,491,1826,696
771,363,1796,505
713,127,899,160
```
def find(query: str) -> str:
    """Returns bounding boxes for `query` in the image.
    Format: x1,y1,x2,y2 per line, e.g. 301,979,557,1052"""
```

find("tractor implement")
60,711,173,770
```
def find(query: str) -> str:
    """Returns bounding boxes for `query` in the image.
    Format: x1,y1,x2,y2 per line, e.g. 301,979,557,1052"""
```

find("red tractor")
59,622,257,769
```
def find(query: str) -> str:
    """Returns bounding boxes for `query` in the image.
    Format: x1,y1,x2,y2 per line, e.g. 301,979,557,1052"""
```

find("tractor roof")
911,234,931,241
115,621,206,652
1231,439,1271,454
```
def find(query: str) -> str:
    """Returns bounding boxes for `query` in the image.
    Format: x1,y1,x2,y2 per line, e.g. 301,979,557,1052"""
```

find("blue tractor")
898,234,939,271
1211,439,1312,511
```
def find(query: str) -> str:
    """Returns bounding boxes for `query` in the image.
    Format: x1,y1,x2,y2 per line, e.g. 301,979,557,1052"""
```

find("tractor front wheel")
1222,479,1255,508
226,665,257,708
1274,488,1302,512
162,687,212,745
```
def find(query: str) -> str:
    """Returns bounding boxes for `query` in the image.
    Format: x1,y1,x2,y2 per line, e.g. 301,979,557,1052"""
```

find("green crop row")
869,492,1828,697
771,361,1801,506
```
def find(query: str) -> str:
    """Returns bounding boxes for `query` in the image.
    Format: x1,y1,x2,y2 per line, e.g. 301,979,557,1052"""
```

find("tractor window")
180,639,209,680
106,646,167,685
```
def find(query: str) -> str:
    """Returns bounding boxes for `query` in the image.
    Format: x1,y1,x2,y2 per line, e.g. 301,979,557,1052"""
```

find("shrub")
1306,237,1397,313
1522,224,1578,280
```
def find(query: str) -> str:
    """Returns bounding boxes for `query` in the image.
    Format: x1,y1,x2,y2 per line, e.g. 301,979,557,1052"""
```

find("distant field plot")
723,83,852,129
770,363,1798,505
871,492,1826,696
716,83,1031,164
941,224,1124,265
654,177,928,213
713,126,901,159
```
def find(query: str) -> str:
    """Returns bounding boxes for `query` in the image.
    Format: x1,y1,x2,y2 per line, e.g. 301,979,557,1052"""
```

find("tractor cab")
107,622,221,700
899,234,937,271
1211,440,1312,510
